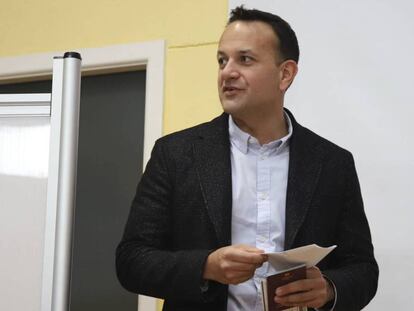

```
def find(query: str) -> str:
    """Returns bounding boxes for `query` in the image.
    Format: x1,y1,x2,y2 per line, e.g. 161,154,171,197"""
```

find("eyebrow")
239,49,253,54
217,49,255,56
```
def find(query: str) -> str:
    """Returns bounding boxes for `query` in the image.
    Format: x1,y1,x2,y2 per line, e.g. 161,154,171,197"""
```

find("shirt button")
259,192,268,200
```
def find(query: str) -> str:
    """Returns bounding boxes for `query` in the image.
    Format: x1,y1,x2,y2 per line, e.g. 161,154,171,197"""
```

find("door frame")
0,40,165,311
0,40,165,167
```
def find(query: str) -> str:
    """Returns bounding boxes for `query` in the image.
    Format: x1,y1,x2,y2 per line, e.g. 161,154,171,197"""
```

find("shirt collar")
228,112,293,155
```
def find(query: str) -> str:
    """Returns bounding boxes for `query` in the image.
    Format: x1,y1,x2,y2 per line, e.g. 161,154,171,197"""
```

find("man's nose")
220,60,240,80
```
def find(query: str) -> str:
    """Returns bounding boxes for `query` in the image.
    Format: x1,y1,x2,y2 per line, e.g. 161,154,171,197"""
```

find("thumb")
236,244,265,253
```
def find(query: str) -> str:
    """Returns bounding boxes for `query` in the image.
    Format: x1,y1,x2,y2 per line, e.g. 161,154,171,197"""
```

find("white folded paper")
265,244,337,271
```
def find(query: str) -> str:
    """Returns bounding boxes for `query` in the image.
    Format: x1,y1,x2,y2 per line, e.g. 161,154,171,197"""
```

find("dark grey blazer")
116,110,378,311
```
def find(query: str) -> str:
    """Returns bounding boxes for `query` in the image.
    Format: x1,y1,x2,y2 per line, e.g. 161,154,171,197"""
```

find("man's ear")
279,60,298,92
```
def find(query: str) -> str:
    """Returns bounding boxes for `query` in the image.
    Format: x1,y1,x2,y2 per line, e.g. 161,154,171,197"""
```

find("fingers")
274,266,331,309
235,244,265,253
275,280,327,308
203,244,266,285
306,266,322,278
275,290,320,307
225,246,267,265
220,260,262,272
276,267,323,295
276,274,325,295
219,267,256,285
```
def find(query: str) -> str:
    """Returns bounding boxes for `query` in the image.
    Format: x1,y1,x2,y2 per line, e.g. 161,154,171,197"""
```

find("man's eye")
218,57,227,67
241,55,253,63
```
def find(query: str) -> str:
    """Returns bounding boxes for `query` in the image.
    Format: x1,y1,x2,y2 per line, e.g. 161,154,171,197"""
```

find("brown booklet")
261,264,307,311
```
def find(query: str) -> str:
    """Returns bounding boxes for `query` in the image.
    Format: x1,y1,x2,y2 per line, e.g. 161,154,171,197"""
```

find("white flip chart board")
0,113,50,310
0,53,81,311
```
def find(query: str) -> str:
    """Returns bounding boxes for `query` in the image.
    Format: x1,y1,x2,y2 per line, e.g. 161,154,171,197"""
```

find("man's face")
217,21,284,119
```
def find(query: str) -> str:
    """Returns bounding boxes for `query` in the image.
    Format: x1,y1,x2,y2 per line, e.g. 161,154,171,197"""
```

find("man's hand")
274,266,334,309
203,244,267,285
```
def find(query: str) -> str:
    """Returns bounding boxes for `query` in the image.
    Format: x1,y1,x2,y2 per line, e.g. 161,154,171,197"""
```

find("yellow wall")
1,1,228,310
0,0,227,133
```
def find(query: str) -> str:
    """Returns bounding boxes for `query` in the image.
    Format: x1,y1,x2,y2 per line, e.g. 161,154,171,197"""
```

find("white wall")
229,1,414,309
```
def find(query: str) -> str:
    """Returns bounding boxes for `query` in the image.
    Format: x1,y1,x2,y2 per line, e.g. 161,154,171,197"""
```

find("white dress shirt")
227,114,293,311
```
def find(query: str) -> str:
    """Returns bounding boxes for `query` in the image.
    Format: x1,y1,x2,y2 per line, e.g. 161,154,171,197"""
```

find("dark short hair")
228,6,300,63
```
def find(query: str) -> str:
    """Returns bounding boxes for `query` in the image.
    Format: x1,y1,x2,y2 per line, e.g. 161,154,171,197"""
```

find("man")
116,6,378,311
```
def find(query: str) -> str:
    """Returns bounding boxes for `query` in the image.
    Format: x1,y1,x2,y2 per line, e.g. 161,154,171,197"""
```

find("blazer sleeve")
115,139,223,303
323,153,379,311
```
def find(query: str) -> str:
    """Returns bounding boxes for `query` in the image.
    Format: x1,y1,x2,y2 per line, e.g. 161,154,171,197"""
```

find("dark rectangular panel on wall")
0,79,52,93
0,70,146,311
71,70,146,311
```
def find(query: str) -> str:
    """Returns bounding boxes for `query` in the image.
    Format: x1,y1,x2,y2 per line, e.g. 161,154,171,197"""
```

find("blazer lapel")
191,111,324,249
284,110,323,250
193,114,232,247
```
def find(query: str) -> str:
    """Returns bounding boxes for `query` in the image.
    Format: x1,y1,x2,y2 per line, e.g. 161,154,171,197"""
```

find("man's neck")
232,110,288,145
